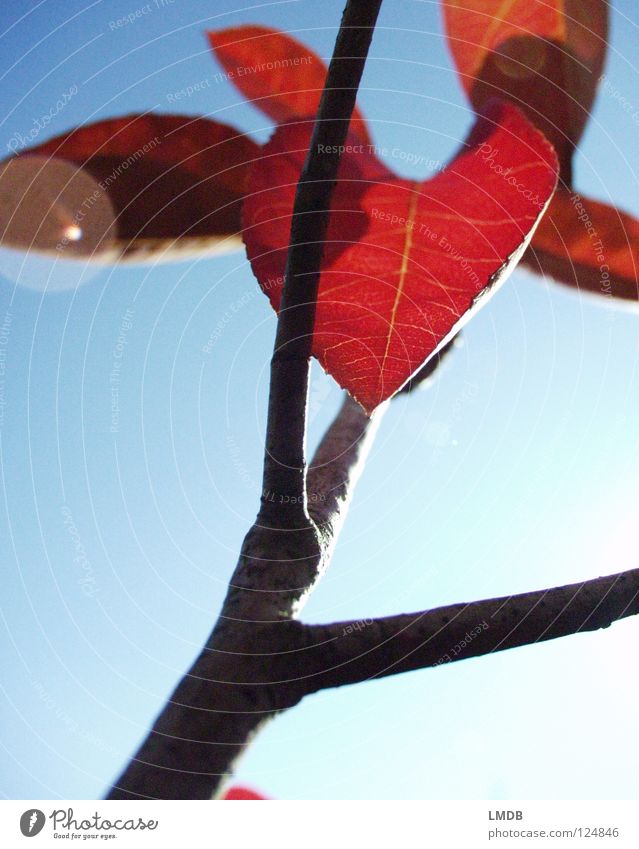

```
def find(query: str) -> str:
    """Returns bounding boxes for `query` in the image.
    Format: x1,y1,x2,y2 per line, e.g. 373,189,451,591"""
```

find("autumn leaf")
443,1,639,302
442,0,607,181
525,188,639,300
207,25,371,144
243,100,558,414
0,114,258,263
522,186,639,303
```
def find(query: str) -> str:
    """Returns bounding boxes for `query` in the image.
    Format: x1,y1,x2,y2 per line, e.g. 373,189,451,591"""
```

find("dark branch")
259,0,383,524
107,1,384,800
307,394,385,547
302,568,639,691
104,393,384,801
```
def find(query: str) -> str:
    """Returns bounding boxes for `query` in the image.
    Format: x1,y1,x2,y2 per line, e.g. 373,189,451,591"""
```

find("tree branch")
107,0,384,800
104,0,639,800
307,394,385,547
104,394,385,800
107,565,639,798
301,568,639,691
259,0,383,525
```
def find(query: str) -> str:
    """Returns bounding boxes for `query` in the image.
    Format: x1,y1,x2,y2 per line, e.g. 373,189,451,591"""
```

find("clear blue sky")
1,0,638,800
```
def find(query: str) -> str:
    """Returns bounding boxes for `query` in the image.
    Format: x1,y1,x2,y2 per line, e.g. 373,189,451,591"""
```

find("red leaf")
1,113,258,262
443,0,608,181
243,100,558,414
207,25,371,145
222,786,268,800
443,1,631,302
525,189,639,301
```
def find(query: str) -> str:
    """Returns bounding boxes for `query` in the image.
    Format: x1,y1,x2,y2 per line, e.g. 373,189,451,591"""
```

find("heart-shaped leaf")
208,25,371,144
243,100,558,414
0,114,259,263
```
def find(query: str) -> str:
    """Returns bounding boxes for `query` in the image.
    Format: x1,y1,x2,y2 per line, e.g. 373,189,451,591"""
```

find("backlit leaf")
442,1,639,302
243,101,558,414
524,189,639,301
0,114,259,263
443,0,608,181
208,25,371,144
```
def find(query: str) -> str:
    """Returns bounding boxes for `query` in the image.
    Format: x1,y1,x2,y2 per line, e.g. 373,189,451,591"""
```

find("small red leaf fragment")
208,25,371,144
526,189,639,301
222,786,268,800
243,100,558,413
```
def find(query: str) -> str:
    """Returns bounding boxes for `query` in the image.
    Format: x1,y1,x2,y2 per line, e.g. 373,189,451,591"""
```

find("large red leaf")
443,1,608,181
207,25,371,145
0,114,258,263
243,100,558,414
524,189,639,300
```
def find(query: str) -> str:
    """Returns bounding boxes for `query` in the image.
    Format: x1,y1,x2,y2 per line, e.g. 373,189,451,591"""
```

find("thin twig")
301,568,639,690
307,394,385,546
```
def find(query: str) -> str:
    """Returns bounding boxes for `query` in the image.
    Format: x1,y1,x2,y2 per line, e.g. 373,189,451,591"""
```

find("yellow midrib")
379,182,420,382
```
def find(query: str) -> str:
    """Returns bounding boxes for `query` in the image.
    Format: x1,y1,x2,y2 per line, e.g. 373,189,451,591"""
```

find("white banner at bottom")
0,800,637,848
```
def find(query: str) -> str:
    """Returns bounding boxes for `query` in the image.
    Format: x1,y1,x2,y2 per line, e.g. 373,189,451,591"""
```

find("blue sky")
1,0,638,800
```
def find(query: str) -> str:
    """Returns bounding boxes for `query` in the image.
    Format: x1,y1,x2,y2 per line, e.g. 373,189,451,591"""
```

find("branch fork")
107,0,638,800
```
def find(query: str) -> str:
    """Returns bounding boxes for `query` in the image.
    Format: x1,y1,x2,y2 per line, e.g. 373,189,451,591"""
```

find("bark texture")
106,0,639,801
